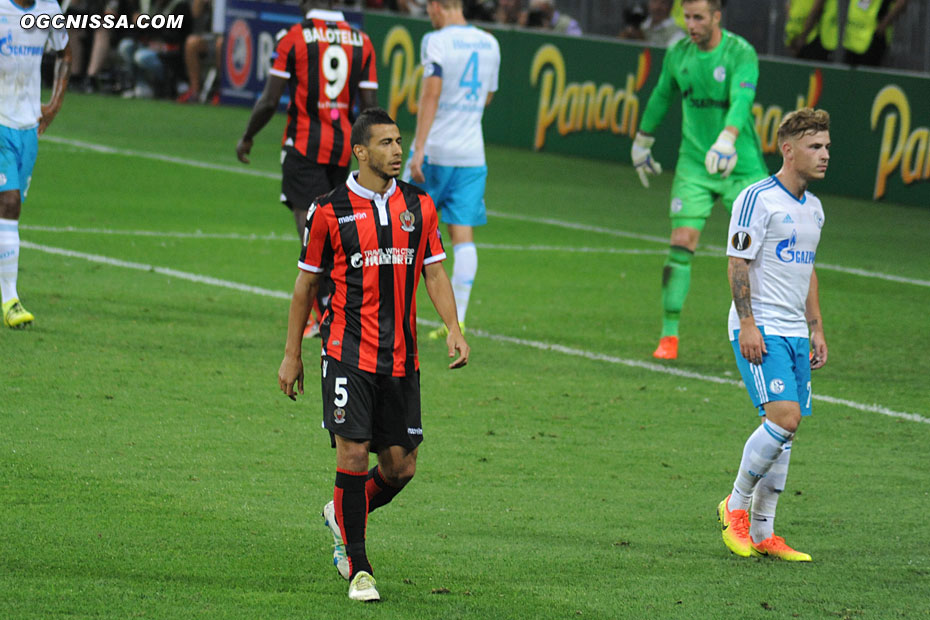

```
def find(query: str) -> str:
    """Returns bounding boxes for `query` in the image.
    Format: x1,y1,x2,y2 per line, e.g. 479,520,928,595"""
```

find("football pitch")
2,93,929,619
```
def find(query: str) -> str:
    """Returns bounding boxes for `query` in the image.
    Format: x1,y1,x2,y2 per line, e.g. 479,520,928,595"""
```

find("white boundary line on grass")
18,225,678,256
24,241,291,300
22,225,930,281
21,225,298,242
43,136,281,180
485,211,930,289
41,136,930,289
22,240,930,425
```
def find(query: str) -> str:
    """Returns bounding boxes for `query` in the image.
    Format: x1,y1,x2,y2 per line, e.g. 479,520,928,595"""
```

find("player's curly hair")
350,108,397,149
777,108,831,145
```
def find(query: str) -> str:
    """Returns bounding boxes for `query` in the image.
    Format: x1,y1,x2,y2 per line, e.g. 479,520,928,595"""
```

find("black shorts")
321,356,423,454
280,147,349,212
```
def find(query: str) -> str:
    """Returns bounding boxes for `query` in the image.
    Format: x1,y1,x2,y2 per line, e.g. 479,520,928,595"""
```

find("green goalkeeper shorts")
669,170,769,231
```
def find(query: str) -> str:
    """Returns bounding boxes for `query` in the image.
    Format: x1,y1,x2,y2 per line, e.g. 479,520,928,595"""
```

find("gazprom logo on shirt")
0,31,44,57
775,230,815,264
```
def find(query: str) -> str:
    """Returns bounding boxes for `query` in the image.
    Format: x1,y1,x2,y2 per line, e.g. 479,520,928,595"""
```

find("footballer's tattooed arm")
728,257,753,320
729,256,766,364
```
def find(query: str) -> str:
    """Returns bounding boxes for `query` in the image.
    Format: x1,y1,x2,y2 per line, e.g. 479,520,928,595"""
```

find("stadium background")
546,0,930,73
220,4,930,206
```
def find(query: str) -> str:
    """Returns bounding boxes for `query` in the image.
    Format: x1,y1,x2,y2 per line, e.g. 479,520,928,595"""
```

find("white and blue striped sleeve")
727,178,776,260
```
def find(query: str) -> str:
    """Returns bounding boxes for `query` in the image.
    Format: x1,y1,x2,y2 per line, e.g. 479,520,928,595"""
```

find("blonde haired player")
717,108,831,562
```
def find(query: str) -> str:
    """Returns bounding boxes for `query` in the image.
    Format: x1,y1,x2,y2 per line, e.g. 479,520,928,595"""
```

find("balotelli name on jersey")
270,11,378,167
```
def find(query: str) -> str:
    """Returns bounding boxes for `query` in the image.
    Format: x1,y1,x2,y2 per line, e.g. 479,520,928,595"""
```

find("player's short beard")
371,161,398,182
692,29,711,48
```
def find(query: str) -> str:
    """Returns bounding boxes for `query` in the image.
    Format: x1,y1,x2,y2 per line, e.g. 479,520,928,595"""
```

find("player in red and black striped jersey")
278,109,468,602
270,9,378,170
237,0,378,336
237,0,378,233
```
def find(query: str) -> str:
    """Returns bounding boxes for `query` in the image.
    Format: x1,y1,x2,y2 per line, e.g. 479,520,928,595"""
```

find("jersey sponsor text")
364,247,415,267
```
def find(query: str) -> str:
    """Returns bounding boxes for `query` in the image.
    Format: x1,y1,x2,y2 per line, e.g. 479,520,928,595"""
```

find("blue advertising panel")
221,0,363,106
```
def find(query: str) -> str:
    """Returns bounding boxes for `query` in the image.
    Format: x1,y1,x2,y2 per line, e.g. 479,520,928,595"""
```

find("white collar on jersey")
348,172,396,226
306,9,346,21
347,171,397,202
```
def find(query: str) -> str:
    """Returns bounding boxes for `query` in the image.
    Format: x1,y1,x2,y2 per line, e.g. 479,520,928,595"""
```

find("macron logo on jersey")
776,230,816,264
337,212,368,225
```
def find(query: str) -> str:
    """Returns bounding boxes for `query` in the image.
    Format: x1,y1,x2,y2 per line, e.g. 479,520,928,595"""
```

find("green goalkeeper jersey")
639,30,766,180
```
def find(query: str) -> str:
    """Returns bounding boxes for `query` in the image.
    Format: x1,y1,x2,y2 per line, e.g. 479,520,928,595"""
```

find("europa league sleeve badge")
399,209,416,232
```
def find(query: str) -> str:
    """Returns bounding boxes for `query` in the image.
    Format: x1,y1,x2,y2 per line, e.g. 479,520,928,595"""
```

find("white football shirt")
419,24,500,167
726,175,825,339
0,0,68,130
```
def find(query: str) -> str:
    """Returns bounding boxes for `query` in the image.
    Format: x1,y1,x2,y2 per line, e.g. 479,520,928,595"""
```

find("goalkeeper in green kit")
631,0,767,360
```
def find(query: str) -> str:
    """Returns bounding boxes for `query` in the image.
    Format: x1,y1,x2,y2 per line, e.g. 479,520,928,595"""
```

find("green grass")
1,93,928,619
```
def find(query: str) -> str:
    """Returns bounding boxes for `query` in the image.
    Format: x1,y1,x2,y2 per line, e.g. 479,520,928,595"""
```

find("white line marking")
811,263,930,288
42,135,280,180
454,324,930,424
41,136,930,289
21,225,297,242
23,221,930,288
22,240,929,424
19,226,680,255
23,241,291,300
479,243,677,256
486,210,670,245
487,211,930,288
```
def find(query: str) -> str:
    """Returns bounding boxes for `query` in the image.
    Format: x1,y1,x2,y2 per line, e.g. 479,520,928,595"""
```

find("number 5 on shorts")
334,377,348,407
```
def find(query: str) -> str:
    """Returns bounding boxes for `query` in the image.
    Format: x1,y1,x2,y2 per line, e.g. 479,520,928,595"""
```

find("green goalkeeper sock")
660,245,694,338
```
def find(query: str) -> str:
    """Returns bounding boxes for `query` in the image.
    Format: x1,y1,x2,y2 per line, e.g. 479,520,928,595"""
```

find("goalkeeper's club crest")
399,210,416,232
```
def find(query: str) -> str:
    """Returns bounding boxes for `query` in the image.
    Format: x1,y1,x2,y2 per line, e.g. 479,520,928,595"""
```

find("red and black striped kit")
271,14,378,167
299,174,447,377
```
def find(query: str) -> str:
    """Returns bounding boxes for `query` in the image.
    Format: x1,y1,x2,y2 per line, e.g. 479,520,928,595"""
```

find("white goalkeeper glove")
705,129,739,178
631,131,662,188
